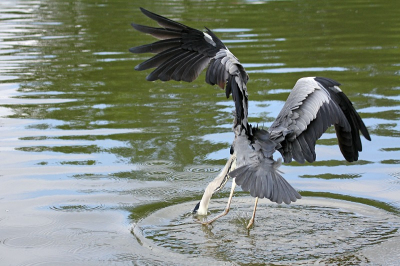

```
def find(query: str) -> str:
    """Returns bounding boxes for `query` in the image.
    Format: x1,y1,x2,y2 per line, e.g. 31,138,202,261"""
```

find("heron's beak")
192,201,200,214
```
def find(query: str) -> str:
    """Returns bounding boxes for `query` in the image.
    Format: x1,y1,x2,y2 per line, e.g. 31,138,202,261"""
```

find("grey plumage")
231,128,301,204
230,77,370,204
130,9,371,209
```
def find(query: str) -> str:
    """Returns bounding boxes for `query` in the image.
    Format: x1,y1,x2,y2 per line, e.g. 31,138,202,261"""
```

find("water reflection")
0,0,399,264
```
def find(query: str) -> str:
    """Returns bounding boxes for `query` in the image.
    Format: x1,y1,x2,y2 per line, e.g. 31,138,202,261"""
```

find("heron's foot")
246,216,255,229
199,208,230,225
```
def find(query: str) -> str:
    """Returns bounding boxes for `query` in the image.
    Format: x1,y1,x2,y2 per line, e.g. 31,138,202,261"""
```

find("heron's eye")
192,201,200,214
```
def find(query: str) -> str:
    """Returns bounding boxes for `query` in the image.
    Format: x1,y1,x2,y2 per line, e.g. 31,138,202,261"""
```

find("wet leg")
246,197,259,229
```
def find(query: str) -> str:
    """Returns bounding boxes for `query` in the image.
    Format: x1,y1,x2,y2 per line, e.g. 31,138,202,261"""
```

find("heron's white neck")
197,155,236,215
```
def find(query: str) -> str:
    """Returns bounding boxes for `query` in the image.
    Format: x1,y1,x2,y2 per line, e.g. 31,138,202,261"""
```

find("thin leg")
201,178,237,225
247,197,259,229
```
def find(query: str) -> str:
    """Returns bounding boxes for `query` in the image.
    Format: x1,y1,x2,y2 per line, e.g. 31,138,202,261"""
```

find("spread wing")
230,77,370,204
130,7,249,129
268,76,371,164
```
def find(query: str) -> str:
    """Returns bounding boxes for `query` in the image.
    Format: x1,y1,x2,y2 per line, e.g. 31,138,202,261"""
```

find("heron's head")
192,201,200,214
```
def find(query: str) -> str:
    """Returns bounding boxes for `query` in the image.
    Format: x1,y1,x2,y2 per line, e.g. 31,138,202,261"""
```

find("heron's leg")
201,178,236,225
246,197,259,229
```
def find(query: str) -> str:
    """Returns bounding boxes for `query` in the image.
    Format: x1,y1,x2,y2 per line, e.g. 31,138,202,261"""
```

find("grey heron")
129,8,371,228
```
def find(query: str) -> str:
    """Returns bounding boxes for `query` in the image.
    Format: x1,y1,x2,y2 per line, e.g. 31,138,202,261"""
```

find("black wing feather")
130,8,249,131
134,47,181,71
131,23,182,40
129,38,181,54
139,7,187,30
157,51,194,81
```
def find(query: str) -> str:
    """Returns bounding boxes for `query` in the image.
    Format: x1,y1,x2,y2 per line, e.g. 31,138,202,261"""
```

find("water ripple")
49,204,106,212
248,67,348,74
138,160,177,167
185,166,221,173
134,197,400,264
3,235,53,248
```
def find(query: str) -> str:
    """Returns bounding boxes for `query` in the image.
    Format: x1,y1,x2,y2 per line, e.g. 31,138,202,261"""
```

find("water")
1,0,399,265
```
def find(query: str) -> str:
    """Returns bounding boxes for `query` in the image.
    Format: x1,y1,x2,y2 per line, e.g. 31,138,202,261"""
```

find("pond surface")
1,0,400,265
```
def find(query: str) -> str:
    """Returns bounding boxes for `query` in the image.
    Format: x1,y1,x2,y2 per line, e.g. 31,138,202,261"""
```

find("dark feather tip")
314,76,341,88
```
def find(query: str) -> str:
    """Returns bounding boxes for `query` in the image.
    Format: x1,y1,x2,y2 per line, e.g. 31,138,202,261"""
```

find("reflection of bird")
130,8,371,228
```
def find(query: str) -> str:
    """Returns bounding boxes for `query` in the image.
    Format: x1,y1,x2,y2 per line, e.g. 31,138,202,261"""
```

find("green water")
1,0,399,265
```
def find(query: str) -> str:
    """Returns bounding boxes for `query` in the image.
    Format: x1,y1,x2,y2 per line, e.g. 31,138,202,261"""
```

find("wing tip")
314,76,341,87
129,46,139,54
139,7,153,17
130,22,146,33
139,7,158,20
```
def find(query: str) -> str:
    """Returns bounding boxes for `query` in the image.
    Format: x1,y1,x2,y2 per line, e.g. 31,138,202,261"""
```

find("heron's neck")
197,154,236,215
197,184,215,215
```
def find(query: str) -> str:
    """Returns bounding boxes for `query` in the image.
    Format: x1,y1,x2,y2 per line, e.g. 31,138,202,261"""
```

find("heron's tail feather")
230,159,301,204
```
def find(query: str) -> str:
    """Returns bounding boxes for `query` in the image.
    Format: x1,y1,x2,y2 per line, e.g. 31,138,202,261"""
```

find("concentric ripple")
49,204,106,212
133,197,400,264
3,235,53,249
